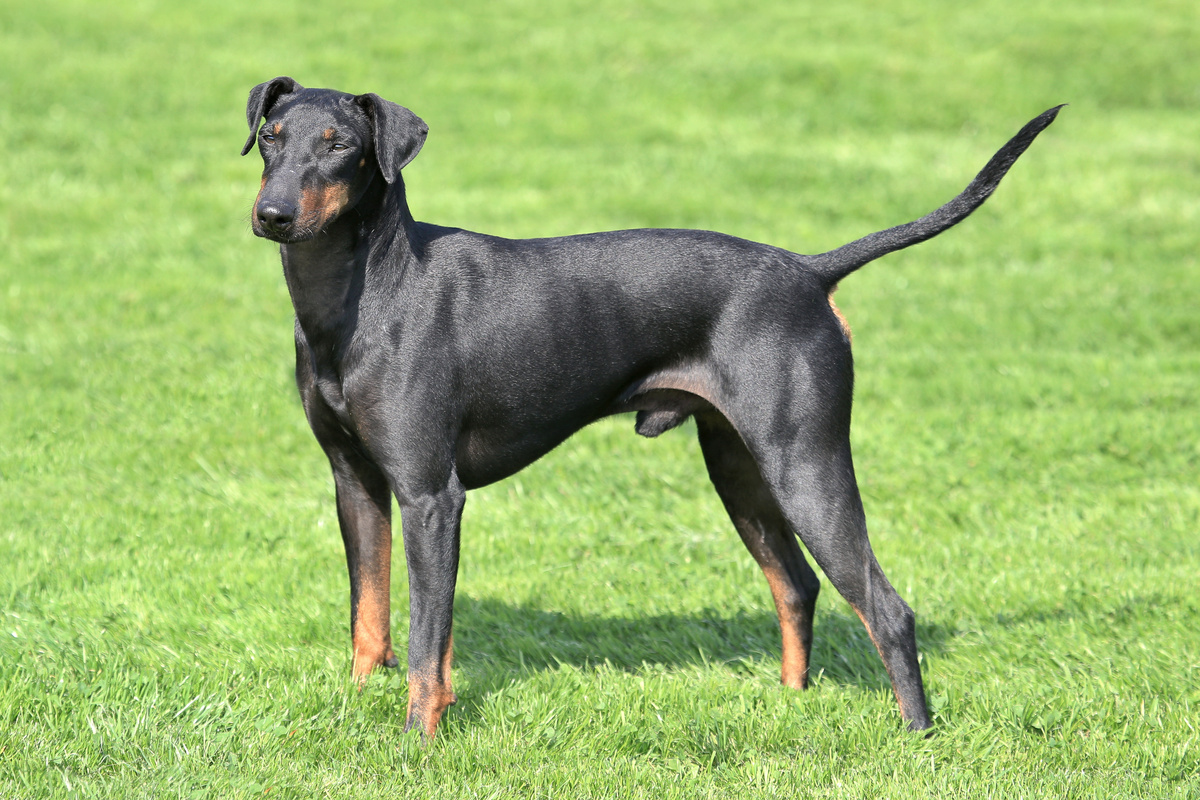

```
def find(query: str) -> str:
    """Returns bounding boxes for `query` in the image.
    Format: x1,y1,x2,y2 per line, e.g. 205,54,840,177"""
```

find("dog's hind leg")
748,418,932,731
695,411,821,690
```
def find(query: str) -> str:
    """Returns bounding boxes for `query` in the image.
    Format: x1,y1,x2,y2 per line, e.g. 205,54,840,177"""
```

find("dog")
242,77,1060,739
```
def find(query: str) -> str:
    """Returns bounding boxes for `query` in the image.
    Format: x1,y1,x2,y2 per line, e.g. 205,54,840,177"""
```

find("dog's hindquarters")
706,334,932,730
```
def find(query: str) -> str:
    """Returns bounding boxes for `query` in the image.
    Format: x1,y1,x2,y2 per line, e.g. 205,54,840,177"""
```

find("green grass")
2,0,1198,796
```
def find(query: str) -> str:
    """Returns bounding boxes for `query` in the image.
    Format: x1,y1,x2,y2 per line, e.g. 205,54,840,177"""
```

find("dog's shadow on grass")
442,596,953,705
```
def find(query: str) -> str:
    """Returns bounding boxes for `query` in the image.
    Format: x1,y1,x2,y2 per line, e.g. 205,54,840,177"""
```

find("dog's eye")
331,143,348,152
262,132,277,143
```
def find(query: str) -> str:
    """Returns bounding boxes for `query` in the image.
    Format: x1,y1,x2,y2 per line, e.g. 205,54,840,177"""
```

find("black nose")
257,200,297,234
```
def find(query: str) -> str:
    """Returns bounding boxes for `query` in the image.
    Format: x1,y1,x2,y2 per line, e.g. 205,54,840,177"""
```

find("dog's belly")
452,365,717,489
449,366,637,488
454,421,585,488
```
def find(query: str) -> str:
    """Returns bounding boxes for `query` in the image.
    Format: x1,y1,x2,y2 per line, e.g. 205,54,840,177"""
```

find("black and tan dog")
242,77,1060,739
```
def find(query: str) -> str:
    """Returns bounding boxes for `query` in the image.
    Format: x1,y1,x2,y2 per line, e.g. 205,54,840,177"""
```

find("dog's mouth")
253,223,320,244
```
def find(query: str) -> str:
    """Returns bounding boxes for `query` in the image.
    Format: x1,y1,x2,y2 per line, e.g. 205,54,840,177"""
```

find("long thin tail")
807,105,1064,287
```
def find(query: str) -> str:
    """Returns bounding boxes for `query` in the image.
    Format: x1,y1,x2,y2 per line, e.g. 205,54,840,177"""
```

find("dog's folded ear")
353,93,429,183
241,77,301,156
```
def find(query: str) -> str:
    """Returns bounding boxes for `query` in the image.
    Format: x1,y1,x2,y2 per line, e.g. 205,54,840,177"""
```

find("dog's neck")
280,175,417,357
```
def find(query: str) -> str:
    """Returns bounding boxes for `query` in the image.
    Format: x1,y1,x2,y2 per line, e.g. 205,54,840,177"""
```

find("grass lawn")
2,0,1198,796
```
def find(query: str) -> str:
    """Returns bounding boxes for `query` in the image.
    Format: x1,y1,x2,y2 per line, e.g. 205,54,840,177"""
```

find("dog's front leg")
329,454,398,679
398,476,465,740
297,342,399,680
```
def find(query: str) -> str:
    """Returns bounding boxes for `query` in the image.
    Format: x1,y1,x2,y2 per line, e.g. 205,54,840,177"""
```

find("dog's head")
242,77,428,243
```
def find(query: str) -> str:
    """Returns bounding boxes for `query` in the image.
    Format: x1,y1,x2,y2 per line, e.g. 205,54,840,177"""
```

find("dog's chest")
312,351,392,445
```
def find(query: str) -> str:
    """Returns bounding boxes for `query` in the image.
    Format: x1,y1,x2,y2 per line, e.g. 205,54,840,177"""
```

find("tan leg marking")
406,633,457,739
351,531,395,681
762,565,809,689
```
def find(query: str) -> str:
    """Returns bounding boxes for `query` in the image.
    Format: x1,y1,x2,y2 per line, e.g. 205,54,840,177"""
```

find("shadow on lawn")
447,595,954,700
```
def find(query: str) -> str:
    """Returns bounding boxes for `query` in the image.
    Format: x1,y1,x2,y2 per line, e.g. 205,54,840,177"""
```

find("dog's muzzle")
255,199,299,240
